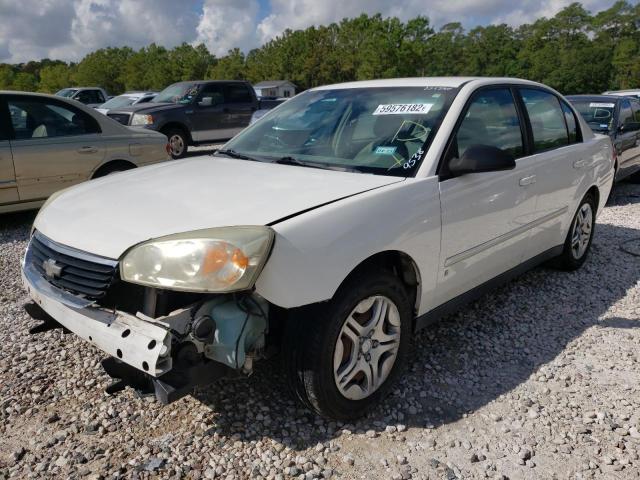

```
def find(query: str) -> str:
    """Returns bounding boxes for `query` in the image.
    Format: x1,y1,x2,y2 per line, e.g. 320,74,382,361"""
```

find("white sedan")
22,77,614,419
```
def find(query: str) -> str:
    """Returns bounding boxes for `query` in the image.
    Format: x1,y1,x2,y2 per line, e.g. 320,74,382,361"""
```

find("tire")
554,193,596,271
283,270,412,420
164,128,188,159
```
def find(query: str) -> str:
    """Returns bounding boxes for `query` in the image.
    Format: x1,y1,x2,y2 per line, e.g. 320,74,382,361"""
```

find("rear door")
190,84,234,142
7,95,106,201
436,87,538,305
516,88,584,257
223,84,256,134
617,99,640,177
0,98,18,206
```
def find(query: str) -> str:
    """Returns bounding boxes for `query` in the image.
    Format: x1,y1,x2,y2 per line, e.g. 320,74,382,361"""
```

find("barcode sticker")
373,103,433,115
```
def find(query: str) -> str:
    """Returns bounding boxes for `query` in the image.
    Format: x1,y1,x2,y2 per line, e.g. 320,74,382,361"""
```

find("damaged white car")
23,77,614,419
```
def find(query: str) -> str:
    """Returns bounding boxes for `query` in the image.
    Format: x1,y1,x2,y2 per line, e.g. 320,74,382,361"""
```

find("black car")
567,94,640,181
106,81,263,158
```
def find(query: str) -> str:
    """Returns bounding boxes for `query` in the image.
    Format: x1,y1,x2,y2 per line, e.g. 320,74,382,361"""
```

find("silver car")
1,91,171,214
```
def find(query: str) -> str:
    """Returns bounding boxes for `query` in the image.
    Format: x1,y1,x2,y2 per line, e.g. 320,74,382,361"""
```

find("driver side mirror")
198,97,213,107
449,144,516,176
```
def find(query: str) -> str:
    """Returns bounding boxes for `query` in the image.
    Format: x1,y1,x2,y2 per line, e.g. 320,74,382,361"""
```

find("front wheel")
554,193,596,271
284,271,411,420
164,128,188,159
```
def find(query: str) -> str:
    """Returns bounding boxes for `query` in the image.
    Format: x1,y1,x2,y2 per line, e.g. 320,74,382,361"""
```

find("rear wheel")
164,128,188,159
284,271,411,420
554,193,596,271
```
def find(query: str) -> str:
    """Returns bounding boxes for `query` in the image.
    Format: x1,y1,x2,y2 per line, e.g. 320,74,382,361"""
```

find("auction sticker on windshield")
373,103,434,115
589,102,615,108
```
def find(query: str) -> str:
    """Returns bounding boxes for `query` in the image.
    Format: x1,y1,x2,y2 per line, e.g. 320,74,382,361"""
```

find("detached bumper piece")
101,354,234,404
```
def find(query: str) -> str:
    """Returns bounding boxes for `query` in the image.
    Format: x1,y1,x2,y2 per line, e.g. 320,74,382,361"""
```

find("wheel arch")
91,159,137,179
334,250,422,317
160,122,192,145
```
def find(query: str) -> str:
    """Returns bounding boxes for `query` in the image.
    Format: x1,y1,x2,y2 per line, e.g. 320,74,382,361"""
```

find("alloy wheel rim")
571,203,593,259
333,295,401,401
170,135,184,156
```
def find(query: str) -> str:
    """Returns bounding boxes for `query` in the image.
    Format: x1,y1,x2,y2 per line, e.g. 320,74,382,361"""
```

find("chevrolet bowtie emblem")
43,259,63,279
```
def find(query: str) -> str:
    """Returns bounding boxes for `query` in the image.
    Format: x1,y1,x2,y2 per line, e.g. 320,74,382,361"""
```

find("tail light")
165,143,172,156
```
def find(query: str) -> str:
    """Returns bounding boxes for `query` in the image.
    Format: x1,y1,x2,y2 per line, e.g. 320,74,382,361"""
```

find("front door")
436,87,537,306
190,84,234,142
7,95,105,201
617,99,640,178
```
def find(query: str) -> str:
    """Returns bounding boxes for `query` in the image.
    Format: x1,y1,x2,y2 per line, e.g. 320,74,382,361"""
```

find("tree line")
0,1,638,96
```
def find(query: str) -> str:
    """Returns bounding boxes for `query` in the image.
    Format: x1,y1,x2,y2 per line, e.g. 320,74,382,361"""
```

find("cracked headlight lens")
120,226,274,292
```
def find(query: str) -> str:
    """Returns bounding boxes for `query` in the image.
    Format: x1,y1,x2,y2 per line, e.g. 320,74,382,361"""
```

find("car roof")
1,90,71,98
170,80,247,86
604,89,640,94
311,77,546,91
566,94,622,103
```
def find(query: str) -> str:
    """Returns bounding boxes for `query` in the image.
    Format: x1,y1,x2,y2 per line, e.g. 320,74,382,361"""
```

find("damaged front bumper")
22,256,268,403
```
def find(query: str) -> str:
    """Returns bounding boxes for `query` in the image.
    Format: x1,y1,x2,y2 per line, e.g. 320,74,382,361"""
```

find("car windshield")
99,95,139,109
570,100,616,132
222,86,458,177
153,83,200,104
56,88,78,98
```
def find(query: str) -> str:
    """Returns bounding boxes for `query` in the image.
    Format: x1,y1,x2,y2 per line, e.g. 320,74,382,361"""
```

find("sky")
0,0,627,63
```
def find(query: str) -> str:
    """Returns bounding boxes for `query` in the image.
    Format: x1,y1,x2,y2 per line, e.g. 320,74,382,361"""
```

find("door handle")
519,175,536,186
77,146,98,154
573,159,587,169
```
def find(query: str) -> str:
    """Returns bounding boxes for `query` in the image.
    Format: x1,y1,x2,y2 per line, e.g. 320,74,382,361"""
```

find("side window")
198,84,224,105
225,85,252,103
632,100,640,122
560,100,580,144
520,89,569,152
627,100,640,132
7,97,101,140
452,88,524,160
96,91,105,104
619,100,635,128
75,91,93,104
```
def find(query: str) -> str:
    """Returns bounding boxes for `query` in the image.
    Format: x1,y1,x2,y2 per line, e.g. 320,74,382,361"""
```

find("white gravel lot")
1,183,639,480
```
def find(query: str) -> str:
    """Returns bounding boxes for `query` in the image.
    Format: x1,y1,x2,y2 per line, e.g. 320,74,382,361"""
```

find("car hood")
35,156,403,259
109,102,183,115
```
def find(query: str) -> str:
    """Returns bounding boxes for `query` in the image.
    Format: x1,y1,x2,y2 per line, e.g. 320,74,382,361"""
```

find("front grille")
107,113,131,125
27,232,119,299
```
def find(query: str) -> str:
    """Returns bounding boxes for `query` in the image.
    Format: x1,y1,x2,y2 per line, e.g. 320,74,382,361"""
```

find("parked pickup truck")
55,87,110,107
106,80,271,158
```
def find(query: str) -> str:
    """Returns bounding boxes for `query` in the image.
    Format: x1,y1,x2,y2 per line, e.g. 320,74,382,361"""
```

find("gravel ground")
1,183,639,480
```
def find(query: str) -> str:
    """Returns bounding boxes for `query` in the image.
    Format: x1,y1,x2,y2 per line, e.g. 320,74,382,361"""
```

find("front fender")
254,177,442,315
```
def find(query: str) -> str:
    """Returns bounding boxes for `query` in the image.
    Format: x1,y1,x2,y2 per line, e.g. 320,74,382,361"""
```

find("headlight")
131,114,154,126
120,227,274,293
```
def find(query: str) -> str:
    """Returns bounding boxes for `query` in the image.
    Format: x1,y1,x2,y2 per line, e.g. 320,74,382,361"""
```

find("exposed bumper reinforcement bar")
101,356,234,404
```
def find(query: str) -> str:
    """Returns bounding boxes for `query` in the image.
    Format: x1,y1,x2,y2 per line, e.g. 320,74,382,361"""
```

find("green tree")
75,47,133,94
122,44,172,91
11,72,37,91
0,65,15,89
169,43,214,81
39,64,74,93
206,48,246,80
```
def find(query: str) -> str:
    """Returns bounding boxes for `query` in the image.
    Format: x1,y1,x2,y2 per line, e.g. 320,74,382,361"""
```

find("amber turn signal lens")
201,244,229,274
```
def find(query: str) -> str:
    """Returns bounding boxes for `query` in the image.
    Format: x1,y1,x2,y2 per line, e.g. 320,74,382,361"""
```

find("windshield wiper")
273,156,362,173
215,149,263,162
